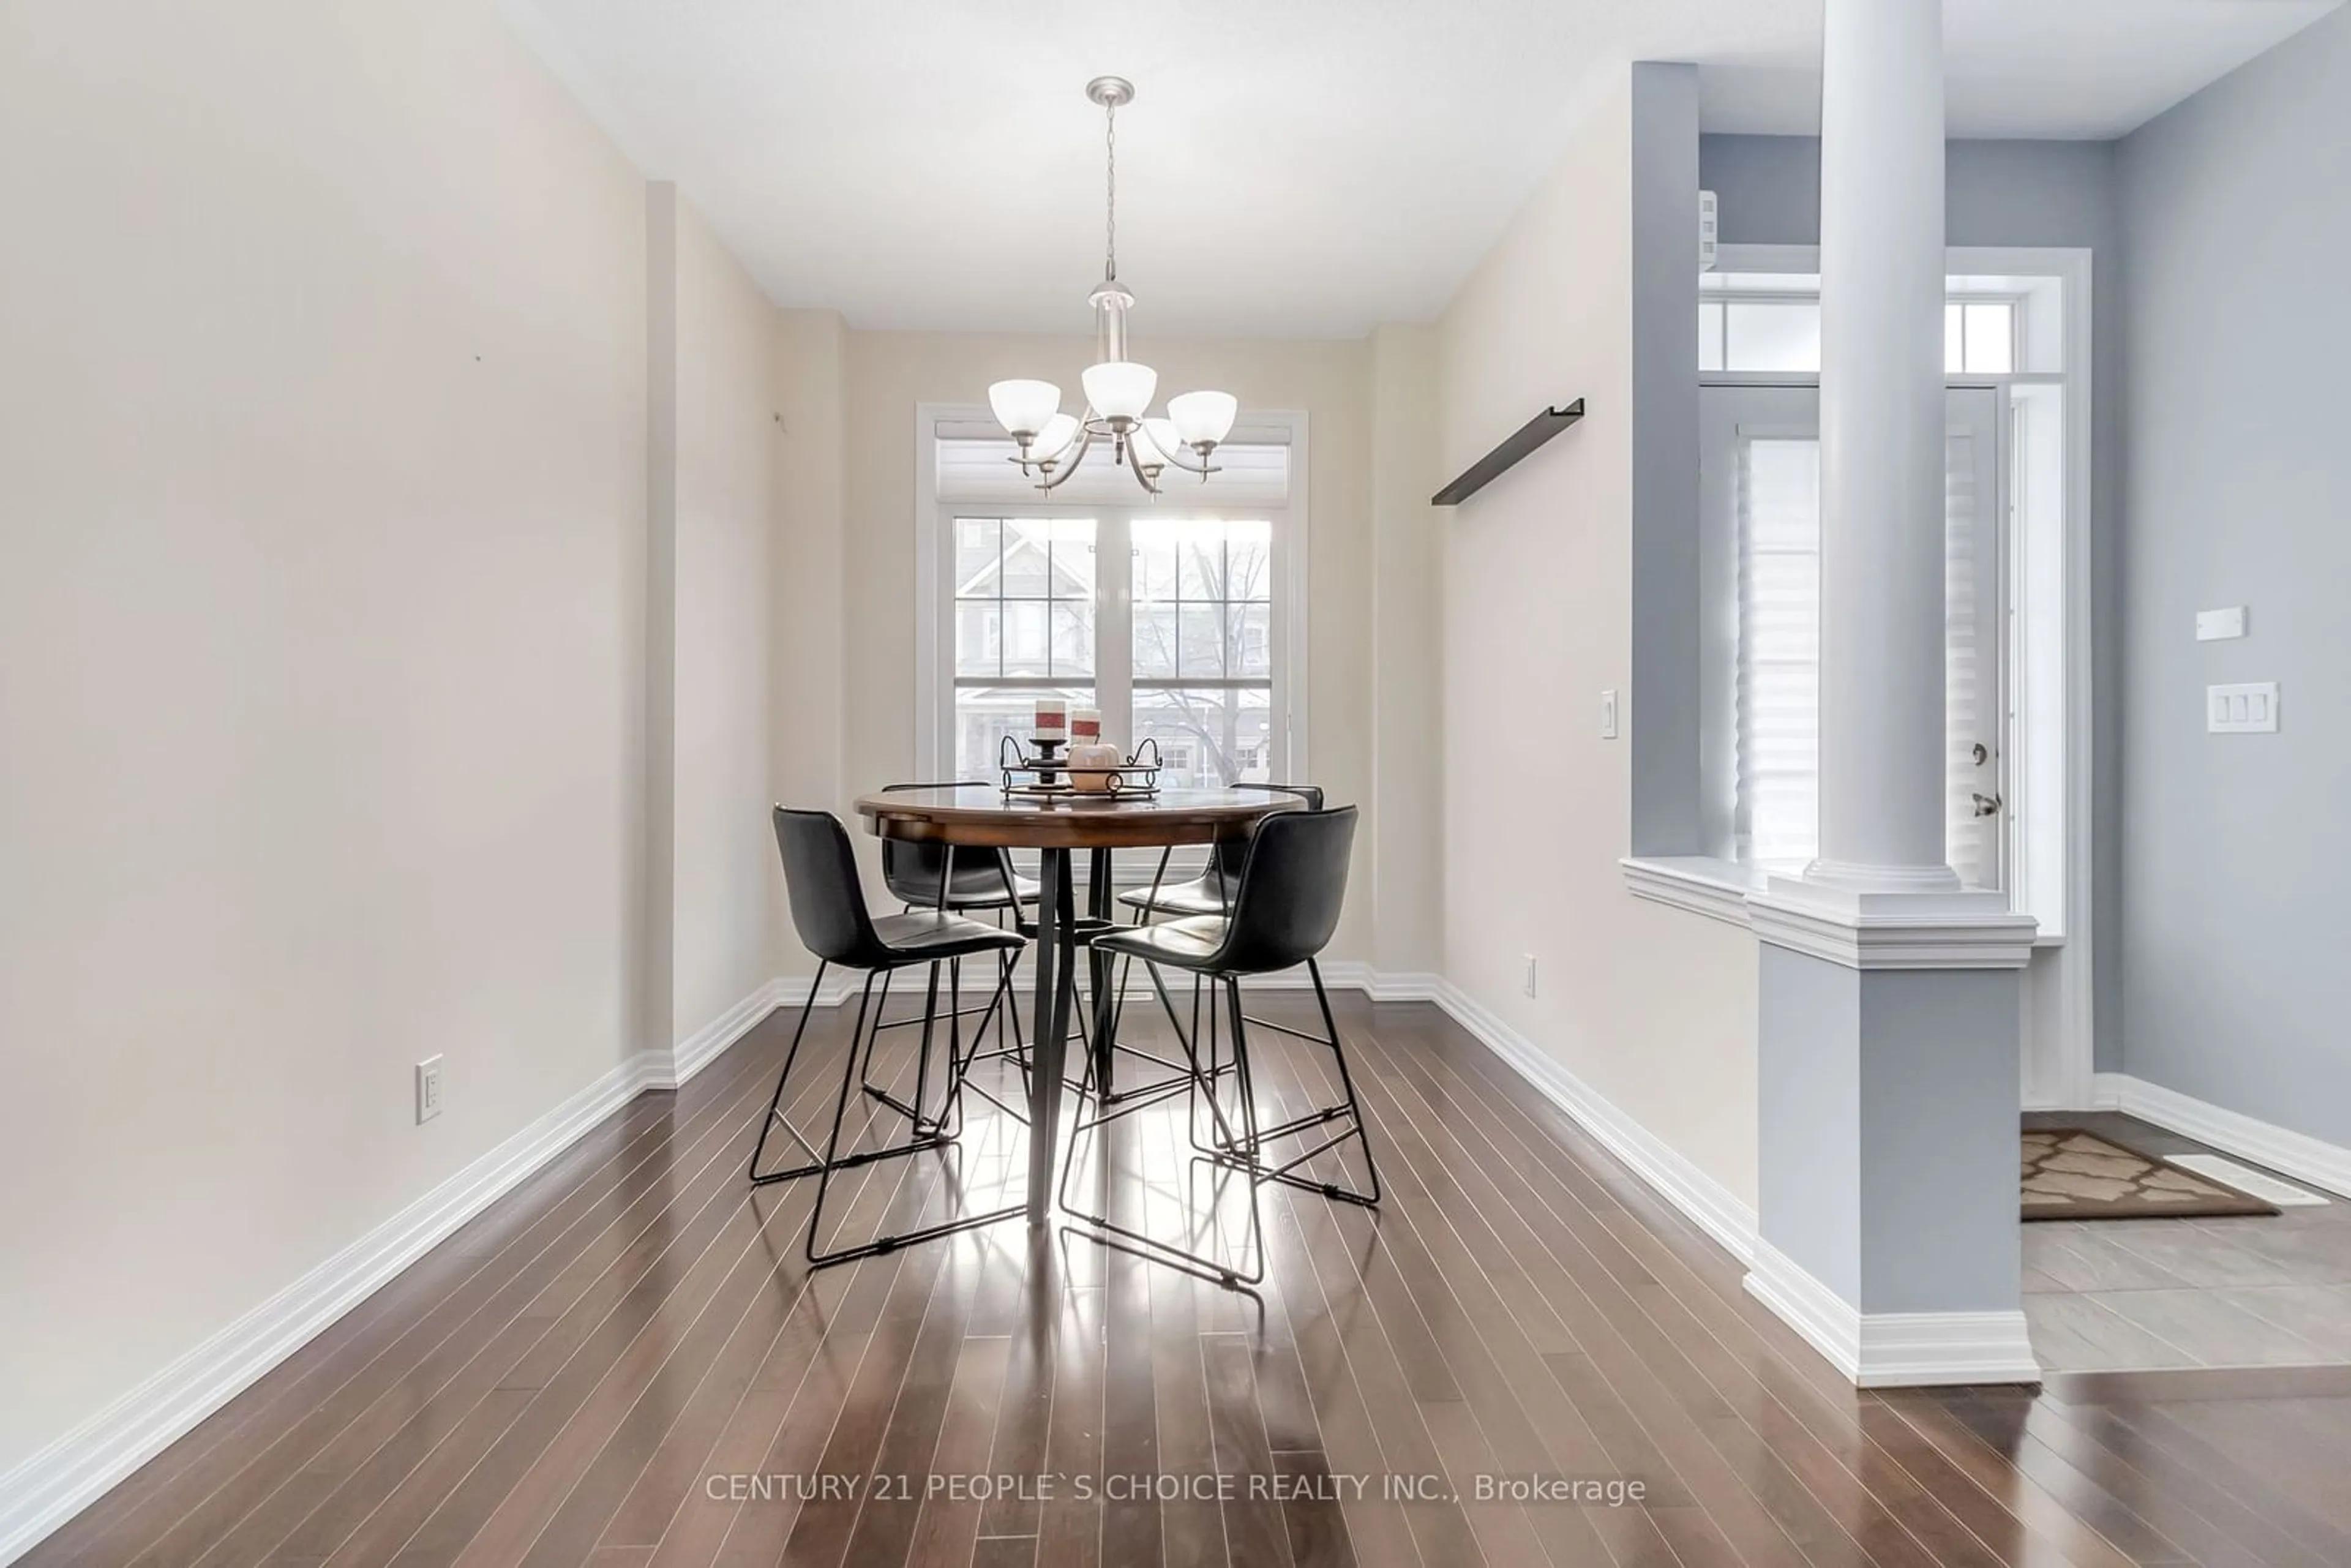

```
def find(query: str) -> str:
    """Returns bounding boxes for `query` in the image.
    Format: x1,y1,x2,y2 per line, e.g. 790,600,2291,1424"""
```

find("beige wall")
0,0,732,1485
1368,326,1446,975
767,309,849,973
827,330,1385,962
1436,78,1758,1206
665,195,777,1040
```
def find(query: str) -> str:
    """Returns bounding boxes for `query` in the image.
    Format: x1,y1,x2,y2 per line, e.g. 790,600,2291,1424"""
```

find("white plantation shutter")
1944,429,1992,888
1734,437,1822,871
1733,424,1995,883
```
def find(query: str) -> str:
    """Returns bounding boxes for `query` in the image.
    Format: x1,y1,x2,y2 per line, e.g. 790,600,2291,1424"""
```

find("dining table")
852,783,1301,1226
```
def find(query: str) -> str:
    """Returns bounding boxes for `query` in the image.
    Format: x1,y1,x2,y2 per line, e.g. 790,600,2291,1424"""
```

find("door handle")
1971,792,2003,818
1971,741,1991,767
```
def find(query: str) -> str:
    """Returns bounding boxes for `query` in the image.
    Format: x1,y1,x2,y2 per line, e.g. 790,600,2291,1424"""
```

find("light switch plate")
2207,682,2279,733
2196,606,2247,641
416,1056,444,1123
1599,689,1619,740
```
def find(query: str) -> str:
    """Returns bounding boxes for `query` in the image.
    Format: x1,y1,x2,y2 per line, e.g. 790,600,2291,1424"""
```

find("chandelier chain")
1103,96,1117,280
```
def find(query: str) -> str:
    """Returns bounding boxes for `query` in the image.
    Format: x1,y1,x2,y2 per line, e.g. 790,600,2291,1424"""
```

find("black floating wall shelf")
1431,399,1586,506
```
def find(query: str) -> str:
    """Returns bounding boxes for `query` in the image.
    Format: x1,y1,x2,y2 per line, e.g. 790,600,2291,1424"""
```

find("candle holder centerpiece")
999,733,1161,800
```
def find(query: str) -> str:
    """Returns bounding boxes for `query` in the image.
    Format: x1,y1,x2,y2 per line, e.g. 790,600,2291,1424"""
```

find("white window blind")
1734,438,1821,871
1733,432,1997,885
1944,430,1993,889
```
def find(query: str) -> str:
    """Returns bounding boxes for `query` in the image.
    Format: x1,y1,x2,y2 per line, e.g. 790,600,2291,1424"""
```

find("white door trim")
1709,242,2096,1109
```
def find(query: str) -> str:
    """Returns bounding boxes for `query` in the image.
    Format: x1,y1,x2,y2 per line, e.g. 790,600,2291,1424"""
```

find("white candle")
1033,697,1067,739
1070,706,1102,744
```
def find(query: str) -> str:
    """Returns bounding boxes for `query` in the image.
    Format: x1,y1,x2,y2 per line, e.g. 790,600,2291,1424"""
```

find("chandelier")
987,77,1239,495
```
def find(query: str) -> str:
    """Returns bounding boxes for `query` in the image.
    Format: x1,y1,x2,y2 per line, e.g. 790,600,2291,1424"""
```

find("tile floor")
2022,1111,2351,1371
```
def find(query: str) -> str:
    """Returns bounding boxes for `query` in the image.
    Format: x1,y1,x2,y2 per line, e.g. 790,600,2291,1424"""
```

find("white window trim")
1629,241,2096,1108
913,402,1312,874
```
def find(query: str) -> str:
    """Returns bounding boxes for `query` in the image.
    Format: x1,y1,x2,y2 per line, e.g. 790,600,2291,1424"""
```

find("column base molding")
1801,857,1963,895
1750,877,2037,970
1745,1241,2041,1388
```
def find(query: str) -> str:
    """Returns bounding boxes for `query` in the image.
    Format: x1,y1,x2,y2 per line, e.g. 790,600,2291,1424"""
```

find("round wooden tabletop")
853,784,1299,850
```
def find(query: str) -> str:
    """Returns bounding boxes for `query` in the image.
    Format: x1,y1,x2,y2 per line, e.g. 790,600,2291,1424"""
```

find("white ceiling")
503,0,2338,337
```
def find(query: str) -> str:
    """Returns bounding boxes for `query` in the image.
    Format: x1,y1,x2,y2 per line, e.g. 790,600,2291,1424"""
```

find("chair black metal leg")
1082,956,1220,1109
1004,946,1027,1063
1204,958,1382,1208
1187,973,1249,1160
1305,956,1381,1205
943,957,962,1135
755,966,960,1190
798,969,1021,1269
861,964,973,1135
746,962,828,1184
1054,1003,1100,1223
853,968,893,1101
1059,965,1264,1288
1003,949,1030,1089
951,951,1029,1125
1222,975,1267,1277
801,973,879,1251
911,959,940,1127
1098,848,1224,1103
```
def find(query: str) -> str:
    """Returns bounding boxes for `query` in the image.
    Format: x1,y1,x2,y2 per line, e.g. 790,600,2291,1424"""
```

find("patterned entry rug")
2023,1128,2280,1220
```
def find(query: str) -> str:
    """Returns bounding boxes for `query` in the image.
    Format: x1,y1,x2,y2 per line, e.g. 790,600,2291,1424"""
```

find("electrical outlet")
416,1056,444,1124
1599,689,1619,740
1522,955,1538,998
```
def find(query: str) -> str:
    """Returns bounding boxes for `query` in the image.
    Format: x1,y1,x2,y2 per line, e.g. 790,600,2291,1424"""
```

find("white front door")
1697,384,2009,888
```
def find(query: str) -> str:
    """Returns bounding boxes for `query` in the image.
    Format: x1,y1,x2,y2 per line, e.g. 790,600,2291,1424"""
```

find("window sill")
1619,855,1768,928
1622,855,2061,950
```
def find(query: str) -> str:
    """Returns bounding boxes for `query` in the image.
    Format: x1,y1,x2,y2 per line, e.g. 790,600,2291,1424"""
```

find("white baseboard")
1362,969,1443,1002
2094,1072,2351,1199
0,1049,664,1567
1425,979,1758,1267
1224,962,1434,999
660,981,793,1088
1744,1241,2040,1388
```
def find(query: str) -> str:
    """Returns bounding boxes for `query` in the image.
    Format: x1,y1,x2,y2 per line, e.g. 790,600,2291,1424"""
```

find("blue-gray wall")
1758,947,2024,1315
1699,134,2129,1075
1630,65,1704,856
2114,7,2351,1147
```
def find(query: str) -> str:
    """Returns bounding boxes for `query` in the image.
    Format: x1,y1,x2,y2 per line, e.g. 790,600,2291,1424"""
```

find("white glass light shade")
1166,389,1238,447
988,378,1061,437
1031,412,1080,464
1138,418,1180,464
1081,361,1157,422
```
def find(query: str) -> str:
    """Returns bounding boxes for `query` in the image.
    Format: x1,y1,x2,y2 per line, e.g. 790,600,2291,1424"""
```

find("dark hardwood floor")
28,992,2351,1567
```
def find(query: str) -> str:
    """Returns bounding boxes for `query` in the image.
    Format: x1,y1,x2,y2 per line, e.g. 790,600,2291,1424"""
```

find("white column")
1744,0,2038,1391
1808,0,1958,893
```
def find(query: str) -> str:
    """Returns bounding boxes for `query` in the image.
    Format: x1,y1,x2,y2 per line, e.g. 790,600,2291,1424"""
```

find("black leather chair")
1100,782,1322,1107
1066,806,1379,1285
879,781,1041,913
877,781,1037,1082
1116,782,1324,920
871,784,1098,1120
751,808,1027,1267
